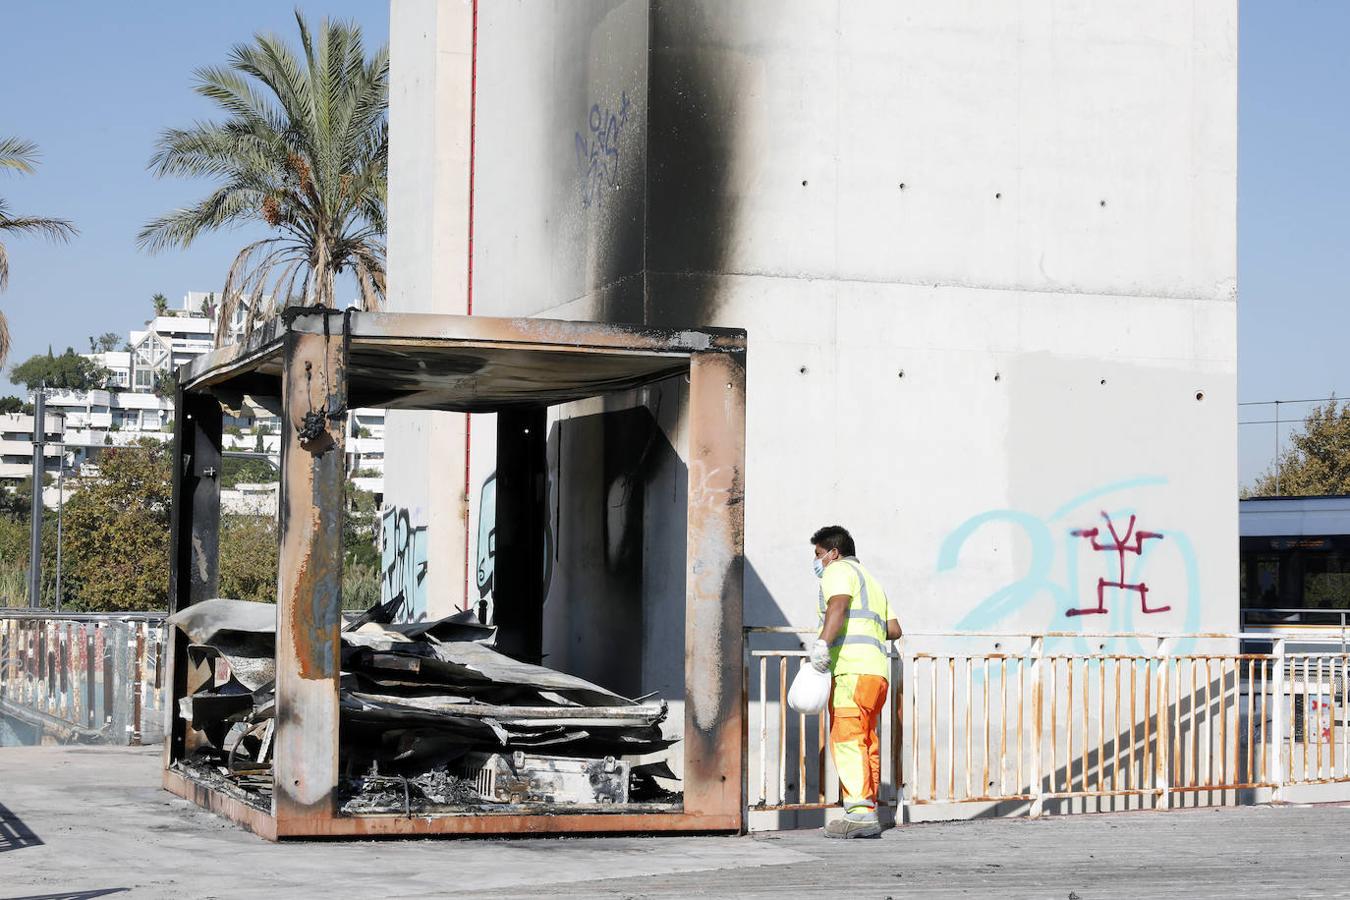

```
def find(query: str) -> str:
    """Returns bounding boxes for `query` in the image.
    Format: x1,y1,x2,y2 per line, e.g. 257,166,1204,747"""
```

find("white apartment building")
0,413,65,480
5,292,387,498
347,407,386,496
44,389,174,464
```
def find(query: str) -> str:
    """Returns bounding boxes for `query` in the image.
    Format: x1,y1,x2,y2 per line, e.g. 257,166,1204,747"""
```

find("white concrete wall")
383,0,475,620
388,0,1238,656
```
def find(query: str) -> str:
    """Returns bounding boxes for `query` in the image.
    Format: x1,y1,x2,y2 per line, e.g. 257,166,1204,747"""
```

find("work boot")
824,809,882,839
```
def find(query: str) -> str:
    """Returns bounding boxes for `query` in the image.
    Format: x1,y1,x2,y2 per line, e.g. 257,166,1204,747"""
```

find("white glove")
808,639,831,674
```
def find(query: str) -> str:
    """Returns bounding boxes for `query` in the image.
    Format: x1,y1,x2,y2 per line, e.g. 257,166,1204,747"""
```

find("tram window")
1244,554,1279,607
1303,554,1350,609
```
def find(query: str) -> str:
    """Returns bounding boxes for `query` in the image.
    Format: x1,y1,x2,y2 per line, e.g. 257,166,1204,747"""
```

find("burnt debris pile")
169,598,677,813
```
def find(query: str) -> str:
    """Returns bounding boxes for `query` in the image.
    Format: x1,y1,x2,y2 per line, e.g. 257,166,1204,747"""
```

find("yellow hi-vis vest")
817,557,893,678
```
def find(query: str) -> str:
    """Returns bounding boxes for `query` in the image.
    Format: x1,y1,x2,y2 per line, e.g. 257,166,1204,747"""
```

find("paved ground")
3,746,1350,899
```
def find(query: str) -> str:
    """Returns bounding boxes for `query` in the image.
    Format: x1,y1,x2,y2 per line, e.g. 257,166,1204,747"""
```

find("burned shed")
163,309,746,839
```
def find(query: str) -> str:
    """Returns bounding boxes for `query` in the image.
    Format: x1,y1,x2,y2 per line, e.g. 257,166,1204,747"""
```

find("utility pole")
54,445,65,612
1274,400,1282,496
27,386,46,607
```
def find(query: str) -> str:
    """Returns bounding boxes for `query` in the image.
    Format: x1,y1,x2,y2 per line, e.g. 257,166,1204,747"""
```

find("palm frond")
218,237,292,345
0,309,9,370
0,215,77,242
0,137,40,175
0,138,77,293
137,183,263,252
0,215,77,290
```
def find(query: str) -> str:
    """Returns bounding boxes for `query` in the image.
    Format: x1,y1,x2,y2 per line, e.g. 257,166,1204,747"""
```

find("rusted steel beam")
274,810,739,840
332,311,747,354
166,766,740,840
179,310,748,391
175,317,287,391
683,348,747,830
273,324,348,832
163,768,277,840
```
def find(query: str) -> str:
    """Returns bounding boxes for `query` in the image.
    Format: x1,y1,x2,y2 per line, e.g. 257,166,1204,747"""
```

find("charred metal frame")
162,309,747,840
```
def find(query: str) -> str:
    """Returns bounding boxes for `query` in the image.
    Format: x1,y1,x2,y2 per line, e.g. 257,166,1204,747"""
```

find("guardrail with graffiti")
0,610,166,745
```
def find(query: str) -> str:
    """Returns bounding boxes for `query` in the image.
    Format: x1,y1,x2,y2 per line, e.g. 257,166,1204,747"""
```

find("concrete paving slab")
0,746,812,899
3,746,1349,899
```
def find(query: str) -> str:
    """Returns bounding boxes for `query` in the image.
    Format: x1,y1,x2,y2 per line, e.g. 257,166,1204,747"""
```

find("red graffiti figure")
1067,512,1169,616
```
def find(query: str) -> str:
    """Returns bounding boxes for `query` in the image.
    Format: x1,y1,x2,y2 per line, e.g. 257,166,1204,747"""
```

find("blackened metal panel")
493,408,548,664
164,389,222,767
273,324,348,830
682,349,747,828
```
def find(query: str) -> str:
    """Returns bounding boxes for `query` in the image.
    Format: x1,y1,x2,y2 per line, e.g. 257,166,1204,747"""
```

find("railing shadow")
960,663,1247,819
5,891,130,899
0,800,44,852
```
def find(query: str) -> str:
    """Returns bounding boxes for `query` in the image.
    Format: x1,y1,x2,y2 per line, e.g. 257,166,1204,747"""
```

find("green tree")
1249,399,1350,497
0,137,78,367
152,368,177,398
151,292,169,317
0,513,59,608
10,347,109,391
221,456,276,488
89,331,121,353
341,482,380,610
0,474,53,523
219,514,278,602
0,395,26,414
219,484,379,608
344,481,379,571
138,12,388,346
60,440,172,611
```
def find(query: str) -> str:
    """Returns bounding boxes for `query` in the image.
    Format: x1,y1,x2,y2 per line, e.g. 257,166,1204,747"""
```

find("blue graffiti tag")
574,91,632,208
938,477,1202,652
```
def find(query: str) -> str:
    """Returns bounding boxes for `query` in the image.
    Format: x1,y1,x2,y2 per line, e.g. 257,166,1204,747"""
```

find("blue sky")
0,1,389,384
0,3,1344,489
1238,2,1350,486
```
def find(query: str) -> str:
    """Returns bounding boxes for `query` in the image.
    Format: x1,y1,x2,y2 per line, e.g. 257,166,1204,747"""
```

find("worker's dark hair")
810,525,855,558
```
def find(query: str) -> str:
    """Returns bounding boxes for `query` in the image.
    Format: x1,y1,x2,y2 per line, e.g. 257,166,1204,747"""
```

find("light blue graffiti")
475,475,497,625
381,506,428,622
939,476,1202,653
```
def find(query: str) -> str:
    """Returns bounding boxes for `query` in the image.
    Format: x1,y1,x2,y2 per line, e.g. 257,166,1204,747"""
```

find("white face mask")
812,554,830,579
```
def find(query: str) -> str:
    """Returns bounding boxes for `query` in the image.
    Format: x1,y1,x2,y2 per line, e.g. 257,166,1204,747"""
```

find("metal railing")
0,610,167,744
746,628,1350,819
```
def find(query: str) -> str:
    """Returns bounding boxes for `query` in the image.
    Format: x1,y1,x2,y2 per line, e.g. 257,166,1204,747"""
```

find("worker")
807,524,902,839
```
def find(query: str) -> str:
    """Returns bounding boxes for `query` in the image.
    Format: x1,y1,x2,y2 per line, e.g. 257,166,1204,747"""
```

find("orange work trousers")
829,673,888,810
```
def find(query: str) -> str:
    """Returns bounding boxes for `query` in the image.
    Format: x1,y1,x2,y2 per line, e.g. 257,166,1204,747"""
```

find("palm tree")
0,137,77,366
138,12,388,347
